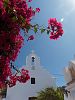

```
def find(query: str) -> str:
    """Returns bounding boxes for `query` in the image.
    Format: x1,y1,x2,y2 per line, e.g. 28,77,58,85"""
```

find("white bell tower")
26,50,40,70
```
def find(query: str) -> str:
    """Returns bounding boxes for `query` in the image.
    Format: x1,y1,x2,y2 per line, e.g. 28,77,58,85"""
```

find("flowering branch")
0,0,64,88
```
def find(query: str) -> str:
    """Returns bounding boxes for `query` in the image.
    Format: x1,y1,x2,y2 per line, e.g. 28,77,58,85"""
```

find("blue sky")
15,0,75,86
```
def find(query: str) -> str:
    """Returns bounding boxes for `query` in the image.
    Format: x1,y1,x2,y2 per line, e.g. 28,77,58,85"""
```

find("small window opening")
32,57,35,62
31,78,35,84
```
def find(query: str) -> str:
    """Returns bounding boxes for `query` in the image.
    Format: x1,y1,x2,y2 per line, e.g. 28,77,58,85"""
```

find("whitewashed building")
6,51,56,100
64,60,75,100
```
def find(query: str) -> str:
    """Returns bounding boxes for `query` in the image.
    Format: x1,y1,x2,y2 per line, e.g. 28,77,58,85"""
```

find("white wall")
6,51,56,100
64,61,75,100
6,66,56,100
64,67,72,84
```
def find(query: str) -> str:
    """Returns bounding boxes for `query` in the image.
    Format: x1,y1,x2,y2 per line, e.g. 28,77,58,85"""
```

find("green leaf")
34,26,38,33
12,16,17,21
4,0,9,8
26,24,31,32
20,16,25,23
41,28,45,33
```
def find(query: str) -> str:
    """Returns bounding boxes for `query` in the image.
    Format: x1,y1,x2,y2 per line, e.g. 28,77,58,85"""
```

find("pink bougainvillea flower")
17,68,30,83
0,1,3,9
48,18,57,26
21,68,29,75
0,0,36,88
48,18,64,40
49,32,59,40
17,75,30,83
36,8,40,12
8,75,17,87
27,35,34,41
0,0,64,88
0,82,6,89
28,0,32,2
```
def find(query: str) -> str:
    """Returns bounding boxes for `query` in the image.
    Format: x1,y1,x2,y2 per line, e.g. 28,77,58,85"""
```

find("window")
32,57,35,62
31,78,35,84
28,97,37,100
31,57,35,70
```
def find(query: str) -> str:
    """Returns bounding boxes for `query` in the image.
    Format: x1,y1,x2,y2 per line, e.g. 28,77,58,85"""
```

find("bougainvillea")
0,0,64,89
48,18,64,40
